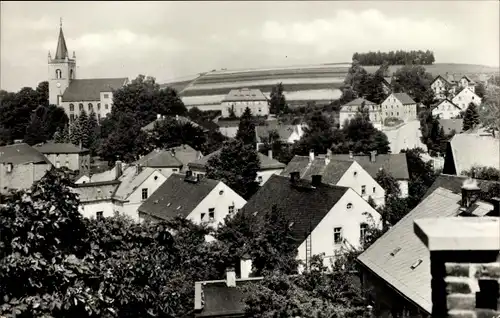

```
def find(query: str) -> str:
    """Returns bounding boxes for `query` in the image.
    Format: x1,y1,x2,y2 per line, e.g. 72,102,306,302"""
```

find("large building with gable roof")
47,21,128,123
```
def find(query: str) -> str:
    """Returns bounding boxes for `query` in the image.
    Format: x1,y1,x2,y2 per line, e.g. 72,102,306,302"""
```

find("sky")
1,1,499,92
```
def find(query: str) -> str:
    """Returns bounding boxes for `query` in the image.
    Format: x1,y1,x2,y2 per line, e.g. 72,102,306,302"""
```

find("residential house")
330,152,410,198
240,174,381,269
188,149,285,186
137,172,247,226
74,161,126,184
34,142,90,174
430,75,452,100
451,87,481,111
357,179,497,318
0,143,53,195
458,75,476,92
381,77,393,95
339,98,381,128
281,150,386,206
48,22,128,122
72,180,120,219
135,146,199,173
221,88,268,118
431,99,462,119
443,133,500,175
255,122,306,146
438,119,463,135
141,114,209,134
380,93,418,123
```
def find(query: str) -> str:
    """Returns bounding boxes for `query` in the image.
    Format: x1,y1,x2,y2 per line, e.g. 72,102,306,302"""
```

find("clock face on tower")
56,82,61,88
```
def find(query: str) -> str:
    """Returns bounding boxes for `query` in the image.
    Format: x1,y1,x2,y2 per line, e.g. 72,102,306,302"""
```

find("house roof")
222,88,267,102
239,174,349,246
113,166,169,201
357,187,494,314
54,26,68,60
62,78,128,102
169,144,203,168
281,155,354,185
188,149,285,171
86,164,129,183
137,173,220,220
0,143,51,165
344,98,377,107
72,180,120,203
438,119,463,135
432,99,461,111
34,142,88,154
448,133,500,175
422,174,500,200
141,115,205,132
329,153,409,180
461,75,475,84
135,149,184,168
255,122,298,143
392,93,416,105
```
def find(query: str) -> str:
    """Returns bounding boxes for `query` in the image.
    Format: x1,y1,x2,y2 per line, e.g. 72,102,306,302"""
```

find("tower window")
70,69,74,79
79,103,84,111
88,103,93,111
69,104,75,111
97,103,101,110
55,69,62,79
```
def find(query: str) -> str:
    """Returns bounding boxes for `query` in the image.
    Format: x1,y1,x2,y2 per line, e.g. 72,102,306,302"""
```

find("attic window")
346,203,353,210
154,176,158,181
353,171,357,177
219,190,224,195
410,259,423,270
390,247,401,256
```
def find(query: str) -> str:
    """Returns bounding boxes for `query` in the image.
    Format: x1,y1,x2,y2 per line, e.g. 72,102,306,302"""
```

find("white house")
380,93,417,123
451,87,481,111
255,123,306,145
73,181,120,219
240,174,382,269
282,150,386,207
458,75,476,93
431,99,462,119
188,149,285,186
339,98,381,128
430,75,453,100
221,88,268,118
137,172,247,228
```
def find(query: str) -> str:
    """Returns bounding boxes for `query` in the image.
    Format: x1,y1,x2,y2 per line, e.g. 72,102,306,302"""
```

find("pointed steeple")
54,18,68,60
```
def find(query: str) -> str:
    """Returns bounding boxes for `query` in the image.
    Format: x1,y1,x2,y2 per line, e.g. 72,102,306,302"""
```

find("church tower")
48,19,76,106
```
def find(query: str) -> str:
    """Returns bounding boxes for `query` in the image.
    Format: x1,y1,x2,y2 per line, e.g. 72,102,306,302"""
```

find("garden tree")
205,139,260,199
227,105,237,118
462,166,500,181
35,81,49,107
293,111,336,155
462,102,480,131
376,169,402,228
24,107,50,145
419,110,447,155
359,73,387,104
391,65,435,105
85,111,99,153
201,129,228,156
69,118,83,146
478,86,500,134
339,87,357,104
258,130,294,164
0,87,41,141
53,125,70,143
367,196,377,209
76,110,90,148
401,148,438,207
475,82,486,99
269,82,287,115
374,61,390,78
344,60,368,94
149,117,207,151
235,107,257,146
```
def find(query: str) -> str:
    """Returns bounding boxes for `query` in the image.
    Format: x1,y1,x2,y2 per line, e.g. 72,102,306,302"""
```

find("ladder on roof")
305,234,312,271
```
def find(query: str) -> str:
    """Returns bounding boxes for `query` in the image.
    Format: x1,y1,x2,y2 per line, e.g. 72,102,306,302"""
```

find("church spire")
54,18,68,60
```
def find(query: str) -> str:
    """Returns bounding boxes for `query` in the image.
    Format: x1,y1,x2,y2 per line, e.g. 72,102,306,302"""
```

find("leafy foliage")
235,107,257,146
352,50,435,65
478,85,500,134
462,166,500,181
462,102,480,131
258,129,294,165
269,82,288,115
419,109,448,156
391,65,435,105
149,117,207,151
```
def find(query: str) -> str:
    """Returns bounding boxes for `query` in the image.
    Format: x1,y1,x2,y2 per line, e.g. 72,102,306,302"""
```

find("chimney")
325,149,332,165
461,178,481,208
240,254,252,279
157,114,161,120
370,150,377,163
309,149,315,163
115,161,123,180
311,175,322,187
349,151,354,159
268,149,273,160
185,170,193,179
226,267,236,287
136,164,143,175
290,171,300,183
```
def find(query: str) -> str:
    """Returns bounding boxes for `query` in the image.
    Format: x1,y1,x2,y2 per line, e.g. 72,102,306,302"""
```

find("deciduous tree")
235,107,257,146
269,82,287,115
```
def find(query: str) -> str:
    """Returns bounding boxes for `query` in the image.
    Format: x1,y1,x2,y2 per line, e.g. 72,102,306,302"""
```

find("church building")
48,21,128,123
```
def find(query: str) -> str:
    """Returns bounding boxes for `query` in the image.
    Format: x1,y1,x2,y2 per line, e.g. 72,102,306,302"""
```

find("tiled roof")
357,187,493,314
432,99,461,111
330,153,409,180
438,119,463,135
87,164,129,183
135,149,183,168
35,142,88,154
240,174,348,246
222,88,267,102
430,75,449,85
0,143,51,165
255,123,297,143
62,78,128,102
392,93,416,105
344,98,377,107
138,173,220,220
448,134,500,175
422,174,500,200
188,149,285,171
113,166,169,201
281,155,353,185
72,181,120,203
170,144,203,169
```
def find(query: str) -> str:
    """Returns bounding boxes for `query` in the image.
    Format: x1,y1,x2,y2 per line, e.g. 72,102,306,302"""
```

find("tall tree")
35,81,49,107
475,82,486,99
269,82,287,115
86,110,99,153
462,102,480,131
69,118,83,146
235,107,257,146
149,117,207,151
478,85,500,135
205,139,260,199
293,111,336,155
77,109,90,148
391,65,435,105
376,169,401,229
54,125,70,143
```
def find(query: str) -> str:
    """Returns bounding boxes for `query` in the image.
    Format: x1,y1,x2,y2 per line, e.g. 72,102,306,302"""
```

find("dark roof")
240,175,348,245
35,142,88,154
72,181,120,203
432,99,460,111
357,187,493,314
141,115,206,132
330,153,409,180
222,88,267,102
422,174,500,200
392,93,416,105
438,119,463,134
281,155,354,184
188,149,285,171
447,133,500,175
0,143,51,165
430,75,450,85
344,98,376,107
62,78,128,102
255,123,297,143
135,149,183,168
138,174,220,220
54,26,68,60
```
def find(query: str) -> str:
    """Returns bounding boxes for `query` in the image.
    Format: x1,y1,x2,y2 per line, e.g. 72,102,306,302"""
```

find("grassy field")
364,63,499,77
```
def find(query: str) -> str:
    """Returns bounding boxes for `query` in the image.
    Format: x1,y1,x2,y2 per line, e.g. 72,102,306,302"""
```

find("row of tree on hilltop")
352,50,435,66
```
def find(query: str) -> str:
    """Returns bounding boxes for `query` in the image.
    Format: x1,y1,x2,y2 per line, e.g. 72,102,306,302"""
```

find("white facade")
79,201,115,219
221,100,269,118
257,168,284,186
336,161,386,207
451,88,481,111
182,181,247,229
431,99,462,119
63,93,115,124
296,188,382,269
339,104,382,128
380,94,417,123
431,76,450,100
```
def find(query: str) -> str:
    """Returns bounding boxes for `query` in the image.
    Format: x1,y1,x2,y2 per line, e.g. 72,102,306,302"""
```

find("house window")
96,211,103,219
360,223,368,241
141,188,148,200
333,227,343,244
172,168,178,172
228,205,235,214
105,104,109,109
208,208,215,221
97,103,101,110
361,185,366,195
88,103,93,111
373,187,376,193
258,175,263,184
69,104,75,111
98,114,101,121
476,279,499,310
346,203,353,210
104,93,109,98
201,212,206,221
79,103,84,111
353,171,357,177
70,114,76,122
258,108,262,112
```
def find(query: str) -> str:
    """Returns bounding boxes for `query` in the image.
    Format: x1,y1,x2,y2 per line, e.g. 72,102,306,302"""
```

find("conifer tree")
235,107,257,146
462,102,480,131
